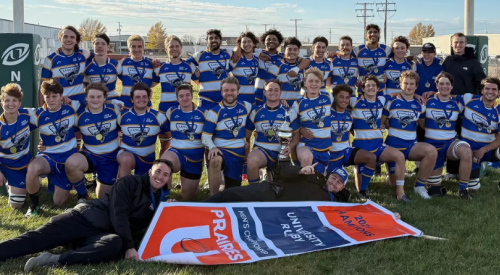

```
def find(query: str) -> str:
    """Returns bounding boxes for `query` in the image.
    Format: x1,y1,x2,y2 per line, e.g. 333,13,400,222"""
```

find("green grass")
2,83,500,274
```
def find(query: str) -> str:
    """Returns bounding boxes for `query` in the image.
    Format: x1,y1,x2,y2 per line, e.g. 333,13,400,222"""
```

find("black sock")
29,192,39,207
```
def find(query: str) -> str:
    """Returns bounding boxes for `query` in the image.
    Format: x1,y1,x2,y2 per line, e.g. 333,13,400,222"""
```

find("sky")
1,0,499,44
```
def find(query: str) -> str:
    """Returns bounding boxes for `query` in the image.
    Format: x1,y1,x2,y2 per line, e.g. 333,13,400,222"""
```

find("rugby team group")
0,22,498,220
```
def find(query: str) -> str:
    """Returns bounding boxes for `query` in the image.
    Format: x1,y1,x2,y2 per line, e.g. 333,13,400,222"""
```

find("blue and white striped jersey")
383,95,425,144
0,109,34,166
154,60,196,113
457,93,500,150
383,59,417,95
306,57,333,93
119,57,158,109
330,108,353,152
41,48,91,103
353,44,391,92
255,51,284,104
267,60,304,102
118,108,168,158
246,104,289,152
203,101,252,150
76,104,120,157
84,57,122,100
330,56,359,91
424,94,463,148
227,56,260,104
290,94,332,151
164,106,206,161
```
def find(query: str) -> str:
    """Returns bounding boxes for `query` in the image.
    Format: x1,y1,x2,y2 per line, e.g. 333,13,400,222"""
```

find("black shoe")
357,191,370,200
26,205,41,218
459,189,473,200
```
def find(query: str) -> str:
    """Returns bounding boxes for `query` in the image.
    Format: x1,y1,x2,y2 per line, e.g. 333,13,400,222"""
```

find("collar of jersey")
57,47,77,57
92,57,110,66
130,107,151,115
0,112,20,125
479,97,498,109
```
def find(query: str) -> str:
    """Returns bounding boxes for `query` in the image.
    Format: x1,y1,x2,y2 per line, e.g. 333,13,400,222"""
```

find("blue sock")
72,178,87,197
415,178,427,188
361,166,375,191
388,161,396,175
459,179,469,191
248,178,260,184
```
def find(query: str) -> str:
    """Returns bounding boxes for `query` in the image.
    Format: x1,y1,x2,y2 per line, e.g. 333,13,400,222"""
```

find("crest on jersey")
48,119,70,140
306,110,325,127
331,122,350,134
88,123,112,140
362,111,378,128
165,74,185,87
395,111,415,128
88,76,110,84
59,65,80,85
341,68,357,79
260,122,281,141
286,74,302,90
127,127,151,145
361,60,377,74
243,69,257,83
388,71,401,87
430,110,449,128
223,118,244,131
264,61,274,69
127,67,145,83
471,113,490,131
175,123,198,138
207,62,226,79
10,127,30,152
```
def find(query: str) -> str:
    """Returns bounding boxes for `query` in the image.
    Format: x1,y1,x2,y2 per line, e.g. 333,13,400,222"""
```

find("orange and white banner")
138,200,422,265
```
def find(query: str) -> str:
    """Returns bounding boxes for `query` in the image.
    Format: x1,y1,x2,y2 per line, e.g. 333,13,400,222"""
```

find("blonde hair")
164,35,182,50
0,83,23,101
304,67,324,84
400,71,420,84
127,35,145,49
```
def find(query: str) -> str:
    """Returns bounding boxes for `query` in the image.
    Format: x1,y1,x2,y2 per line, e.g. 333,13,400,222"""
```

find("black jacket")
273,165,350,202
442,47,486,95
73,174,168,250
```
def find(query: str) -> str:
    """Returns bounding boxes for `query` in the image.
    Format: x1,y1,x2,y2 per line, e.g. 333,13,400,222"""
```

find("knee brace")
427,175,442,186
9,193,26,205
468,178,481,190
452,140,470,159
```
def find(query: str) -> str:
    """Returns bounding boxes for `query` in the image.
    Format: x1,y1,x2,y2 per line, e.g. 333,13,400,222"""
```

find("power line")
355,2,374,44
290,19,302,37
262,23,271,32
376,0,397,44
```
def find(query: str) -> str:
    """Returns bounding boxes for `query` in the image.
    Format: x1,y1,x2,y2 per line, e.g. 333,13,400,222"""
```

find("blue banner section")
233,207,277,258
254,206,351,254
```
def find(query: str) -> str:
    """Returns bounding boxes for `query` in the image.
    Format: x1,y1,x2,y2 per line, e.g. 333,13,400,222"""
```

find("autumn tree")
78,18,107,41
408,23,435,45
147,22,167,51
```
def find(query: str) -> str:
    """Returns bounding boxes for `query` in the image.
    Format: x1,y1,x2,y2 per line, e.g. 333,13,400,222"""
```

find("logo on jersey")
286,75,302,90
1,43,30,66
126,127,151,145
243,69,257,83
430,110,449,128
264,61,274,69
223,118,244,131
165,74,185,87
174,123,198,138
48,119,70,140
208,62,225,79
10,128,30,151
260,122,280,141
395,111,415,128
340,68,357,79
362,60,378,74
471,113,490,131
88,123,112,140
89,76,110,84
127,67,145,83
362,111,378,128
59,65,80,85
388,71,401,87
331,122,350,134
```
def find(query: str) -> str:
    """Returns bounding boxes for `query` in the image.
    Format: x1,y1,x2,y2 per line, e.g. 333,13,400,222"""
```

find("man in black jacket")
442,32,486,95
205,163,351,203
0,159,174,272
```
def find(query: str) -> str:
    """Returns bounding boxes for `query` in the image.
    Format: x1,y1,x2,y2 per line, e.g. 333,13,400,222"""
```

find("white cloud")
270,3,298,8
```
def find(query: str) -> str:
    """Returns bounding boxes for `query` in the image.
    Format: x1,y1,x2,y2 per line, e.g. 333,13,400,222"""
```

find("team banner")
138,200,422,265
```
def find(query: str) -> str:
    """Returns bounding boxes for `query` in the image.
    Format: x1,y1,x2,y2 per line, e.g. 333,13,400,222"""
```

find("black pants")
205,181,277,202
0,210,122,265
446,117,462,174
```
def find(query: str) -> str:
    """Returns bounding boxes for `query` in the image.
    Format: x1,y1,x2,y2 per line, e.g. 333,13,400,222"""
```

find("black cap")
422,43,436,53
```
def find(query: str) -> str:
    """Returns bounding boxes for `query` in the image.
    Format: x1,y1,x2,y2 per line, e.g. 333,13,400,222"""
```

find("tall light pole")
464,0,474,35
13,0,24,33
290,19,302,37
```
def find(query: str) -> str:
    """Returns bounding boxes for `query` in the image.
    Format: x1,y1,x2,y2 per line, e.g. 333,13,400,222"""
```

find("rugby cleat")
459,189,473,200
25,205,41,218
413,186,431,199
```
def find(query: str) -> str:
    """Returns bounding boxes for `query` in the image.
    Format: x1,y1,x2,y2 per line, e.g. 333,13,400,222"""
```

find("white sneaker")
413,186,431,199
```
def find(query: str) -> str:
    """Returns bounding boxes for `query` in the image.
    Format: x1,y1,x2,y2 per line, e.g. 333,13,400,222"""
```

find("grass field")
1,83,500,274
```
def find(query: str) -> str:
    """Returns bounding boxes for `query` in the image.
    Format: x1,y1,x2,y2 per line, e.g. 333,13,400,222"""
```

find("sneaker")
459,189,473,200
413,186,431,199
25,205,41,218
397,194,411,203
24,252,60,272
357,191,370,200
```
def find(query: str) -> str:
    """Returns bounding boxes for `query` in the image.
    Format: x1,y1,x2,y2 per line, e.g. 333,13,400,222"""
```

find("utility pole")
262,24,271,32
355,3,374,44
13,0,24,33
290,19,302,37
117,22,123,54
329,28,332,44
376,0,397,44
464,0,474,35
246,25,249,32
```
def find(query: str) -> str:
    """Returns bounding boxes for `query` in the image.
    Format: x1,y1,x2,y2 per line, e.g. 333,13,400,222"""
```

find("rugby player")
160,84,205,199
328,36,359,92
306,36,333,94
384,36,416,95
381,71,437,199
202,76,252,194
